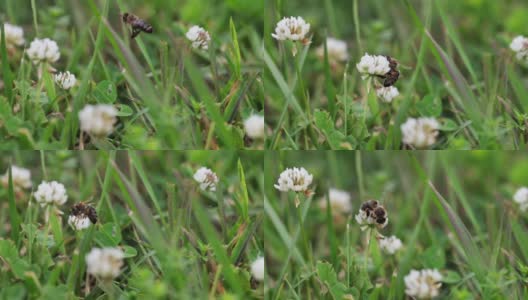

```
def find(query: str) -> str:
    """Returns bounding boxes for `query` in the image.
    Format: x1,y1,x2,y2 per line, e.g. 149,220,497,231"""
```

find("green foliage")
264,151,528,299
0,0,262,149
265,0,528,149
0,151,263,298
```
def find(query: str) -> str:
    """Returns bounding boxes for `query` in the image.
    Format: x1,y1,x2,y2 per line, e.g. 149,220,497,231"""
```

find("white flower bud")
34,181,68,207
68,214,92,230
54,71,77,90
510,35,528,62
244,115,265,139
274,167,313,193
27,38,60,64
404,269,443,299
86,247,124,280
186,26,211,50
376,86,399,103
1,23,25,49
316,38,349,63
356,53,390,78
272,16,310,42
401,117,440,149
250,256,265,281
193,167,219,192
79,104,118,137
319,188,352,214
513,187,528,212
379,235,403,254
1,166,32,191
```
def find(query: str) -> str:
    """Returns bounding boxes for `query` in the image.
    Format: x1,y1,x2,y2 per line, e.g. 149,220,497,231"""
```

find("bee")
373,206,387,224
360,200,379,212
122,12,153,39
71,202,98,224
360,200,388,225
382,56,400,87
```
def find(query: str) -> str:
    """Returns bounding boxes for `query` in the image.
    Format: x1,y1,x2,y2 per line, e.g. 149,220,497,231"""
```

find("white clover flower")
54,71,77,90
513,187,528,212
86,247,124,280
271,16,310,42
510,35,528,62
26,38,60,64
244,114,265,139
318,188,352,214
376,86,399,103
79,104,118,137
34,181,68,207
193,167,219,192
186,26,211,50
355,209,376,231
355,200,388,231
356,53,390,79
379,235,403,255
1,23,25,49
404,269,443,299
274,167,313,193
68,214,92,230
1,165,32,191
401,117,440,149
250,256,265,281
316,37,349,63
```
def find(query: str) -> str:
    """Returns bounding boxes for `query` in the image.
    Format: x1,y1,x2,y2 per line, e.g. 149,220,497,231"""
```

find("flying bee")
382,56,400,87
122,12,153,39
71,202,98,224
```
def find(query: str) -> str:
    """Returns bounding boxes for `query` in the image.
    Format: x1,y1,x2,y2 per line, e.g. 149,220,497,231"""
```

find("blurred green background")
264,151,528,298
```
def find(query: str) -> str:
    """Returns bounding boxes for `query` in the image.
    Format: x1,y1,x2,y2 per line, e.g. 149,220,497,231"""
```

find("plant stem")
364,228,372,277
295,194,312,266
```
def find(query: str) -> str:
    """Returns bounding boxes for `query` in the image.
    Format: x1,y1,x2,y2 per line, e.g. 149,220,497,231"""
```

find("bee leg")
131,28,141,39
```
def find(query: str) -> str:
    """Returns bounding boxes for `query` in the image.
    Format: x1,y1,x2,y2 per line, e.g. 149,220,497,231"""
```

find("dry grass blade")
425,30,483,127
111,160,165,249
428,181,486,281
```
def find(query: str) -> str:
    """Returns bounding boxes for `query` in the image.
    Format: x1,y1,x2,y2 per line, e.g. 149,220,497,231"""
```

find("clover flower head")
355,200,388,231
68,214,92,230
274,167,313,193
316,37,349,63
404,269,443,299
379,235,403,254
376,86,399,103
54,71,77,90
186,26,211,50
513,187,528,212
401,117,440,149
86,247,124,280
79,104,118,137
27,38,60,64
34,181,68,207
319,188,352,214
356,53,390,79
193,167,219,192
272,16,310,42
1,23,25,49
244,114,265,139
510,35,528,62
250,256,265,281
1,165,32,191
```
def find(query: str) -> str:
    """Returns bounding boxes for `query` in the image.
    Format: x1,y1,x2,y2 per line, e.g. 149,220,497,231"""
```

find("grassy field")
264,0,528,149
0,151,264,299
264,151,528,299
1,0,263,149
